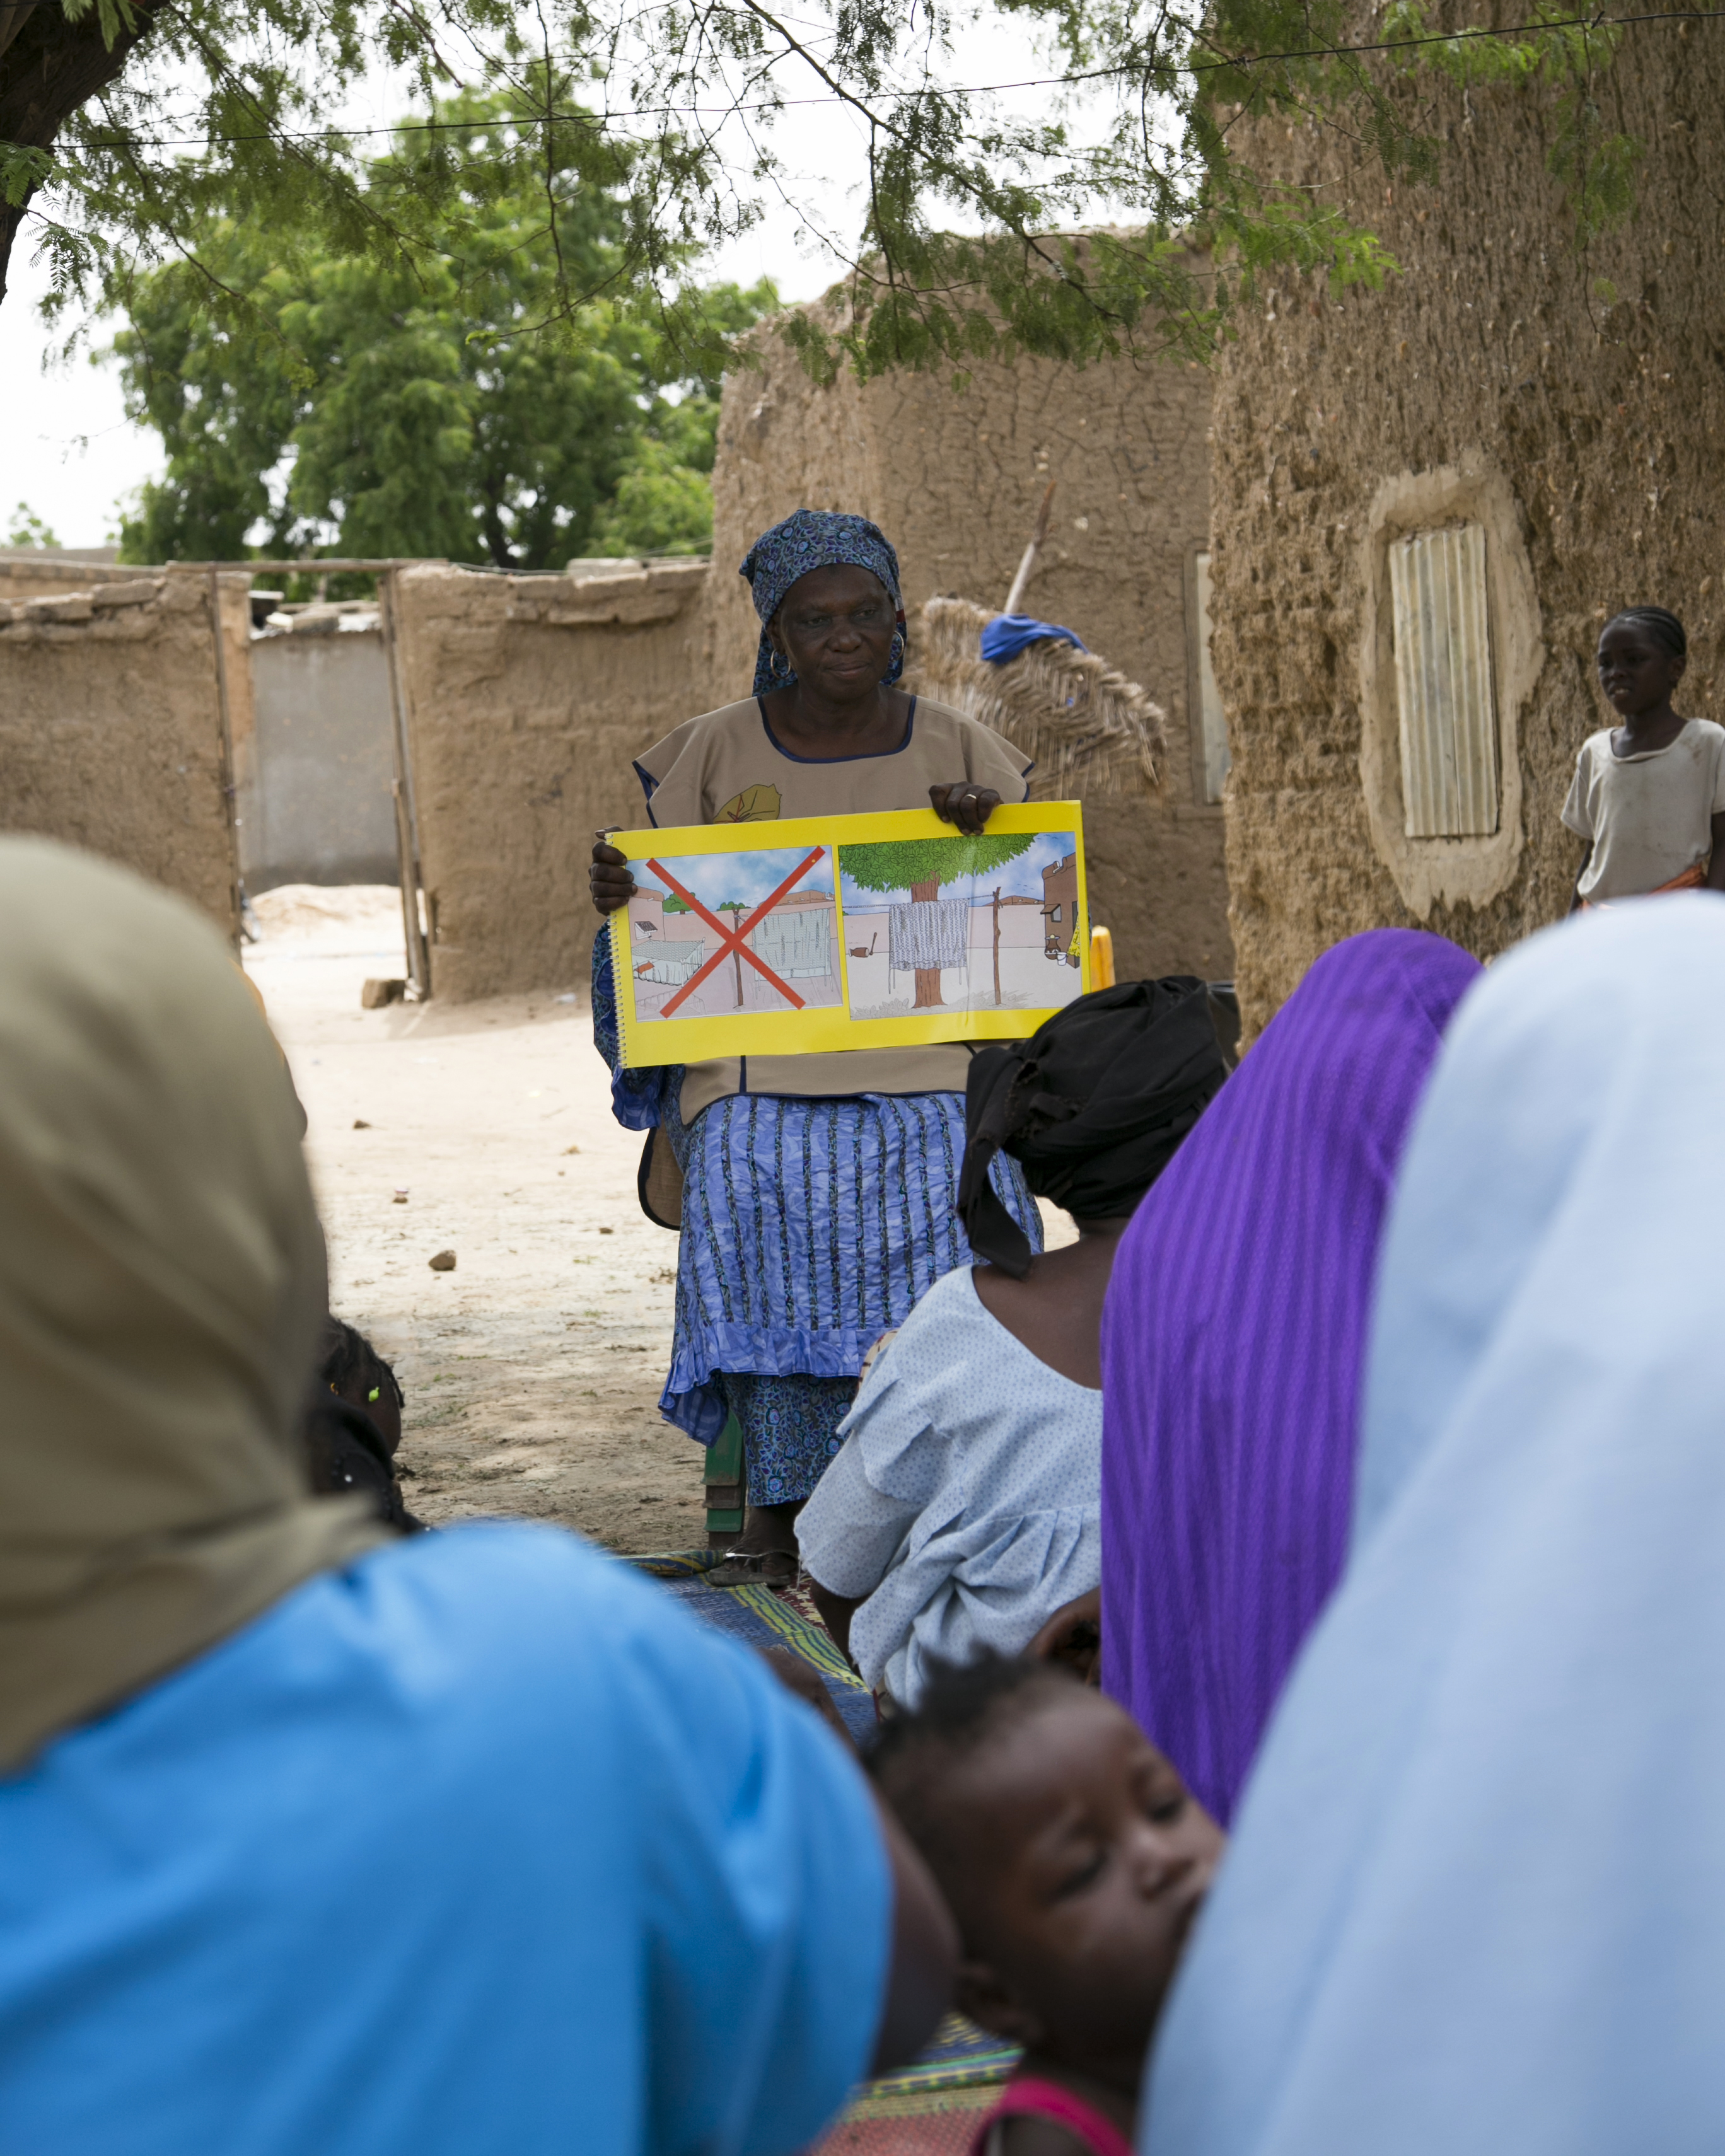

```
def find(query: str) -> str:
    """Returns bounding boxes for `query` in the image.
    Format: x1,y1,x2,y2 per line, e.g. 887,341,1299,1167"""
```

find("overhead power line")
40,4,1721,154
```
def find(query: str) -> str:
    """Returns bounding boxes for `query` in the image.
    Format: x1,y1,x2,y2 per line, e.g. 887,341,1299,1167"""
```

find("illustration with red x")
648,845,828,1018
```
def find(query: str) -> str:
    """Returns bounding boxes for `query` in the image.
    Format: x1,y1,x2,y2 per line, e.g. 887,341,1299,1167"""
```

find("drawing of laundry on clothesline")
837,828,1086,1018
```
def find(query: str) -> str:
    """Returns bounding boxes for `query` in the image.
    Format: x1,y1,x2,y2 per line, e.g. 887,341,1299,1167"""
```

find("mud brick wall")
0,574,243,937
393,561,714,1001
706,321,1232,983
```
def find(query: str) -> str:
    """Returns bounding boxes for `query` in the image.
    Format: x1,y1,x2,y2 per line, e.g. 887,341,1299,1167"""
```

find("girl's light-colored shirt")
1562,719,1725,901
797,1265,1101,1705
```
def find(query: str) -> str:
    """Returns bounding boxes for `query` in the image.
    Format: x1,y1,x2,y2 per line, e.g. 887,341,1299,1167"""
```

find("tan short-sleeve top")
629,695,1033,1116
1562,720,1725,902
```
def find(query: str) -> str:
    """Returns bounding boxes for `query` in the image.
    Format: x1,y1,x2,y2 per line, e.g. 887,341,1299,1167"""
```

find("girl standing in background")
1565,606,1725,908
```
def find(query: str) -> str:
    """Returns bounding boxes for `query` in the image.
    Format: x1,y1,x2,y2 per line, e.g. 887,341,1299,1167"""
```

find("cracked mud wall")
708,327,1232,982
394,562,714,1001
0,574,241,936
0,557,255,805
1212,13,1725,1031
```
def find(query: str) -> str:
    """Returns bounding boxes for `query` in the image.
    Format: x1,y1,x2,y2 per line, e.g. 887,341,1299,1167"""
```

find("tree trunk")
0,1,169,305
725,915,745,1008
909,874,943,1008
479,485,517,569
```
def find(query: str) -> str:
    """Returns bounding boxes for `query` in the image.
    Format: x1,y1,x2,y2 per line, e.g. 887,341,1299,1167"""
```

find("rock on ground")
247,885,706,1552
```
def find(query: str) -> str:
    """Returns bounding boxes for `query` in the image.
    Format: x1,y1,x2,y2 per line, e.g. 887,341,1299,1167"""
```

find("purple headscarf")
1099,929,1480,1825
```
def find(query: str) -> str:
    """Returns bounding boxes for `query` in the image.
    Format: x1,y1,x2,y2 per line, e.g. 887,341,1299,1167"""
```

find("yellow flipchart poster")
608,804,1089,1069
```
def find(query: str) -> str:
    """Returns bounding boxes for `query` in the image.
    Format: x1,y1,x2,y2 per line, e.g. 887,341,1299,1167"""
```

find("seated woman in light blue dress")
0,838,954,2156
799,983,1229,1707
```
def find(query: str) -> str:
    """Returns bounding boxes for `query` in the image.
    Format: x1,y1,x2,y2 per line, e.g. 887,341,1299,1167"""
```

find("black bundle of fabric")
303,1398,419,1533
958,978,1229,1277
303,1317,424,1533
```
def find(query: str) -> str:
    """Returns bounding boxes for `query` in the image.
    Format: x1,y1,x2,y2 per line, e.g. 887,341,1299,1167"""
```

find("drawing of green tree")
843,833,1034,1009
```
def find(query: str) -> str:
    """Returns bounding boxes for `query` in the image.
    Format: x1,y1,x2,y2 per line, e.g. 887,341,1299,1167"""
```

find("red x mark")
649,846,828,1017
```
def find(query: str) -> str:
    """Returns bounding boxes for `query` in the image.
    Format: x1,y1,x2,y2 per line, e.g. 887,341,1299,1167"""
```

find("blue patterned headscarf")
740,509,906,696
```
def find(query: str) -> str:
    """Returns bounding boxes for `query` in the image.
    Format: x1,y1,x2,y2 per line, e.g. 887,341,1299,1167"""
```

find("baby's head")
868,1657,1223,2086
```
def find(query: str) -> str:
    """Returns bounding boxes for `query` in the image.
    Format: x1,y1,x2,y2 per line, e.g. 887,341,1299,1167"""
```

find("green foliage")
106,89,774,565
662,893,691,913
1380,3,1642,248
4,502,61,546
843,833,1036,895
589,429,717,558
11,0,1644,400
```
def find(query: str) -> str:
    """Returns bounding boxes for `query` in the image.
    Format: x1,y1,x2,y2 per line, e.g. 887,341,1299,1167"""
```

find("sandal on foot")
707,1548,798,1589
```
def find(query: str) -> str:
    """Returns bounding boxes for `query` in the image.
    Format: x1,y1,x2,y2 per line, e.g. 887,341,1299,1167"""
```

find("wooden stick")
1003,482,1057,616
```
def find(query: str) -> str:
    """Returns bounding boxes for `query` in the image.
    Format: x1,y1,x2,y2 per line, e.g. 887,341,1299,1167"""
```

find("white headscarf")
1145,896,1725,2156
0,838,384,1773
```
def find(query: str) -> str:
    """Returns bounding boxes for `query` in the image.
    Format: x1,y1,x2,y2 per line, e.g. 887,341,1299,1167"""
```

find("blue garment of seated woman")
0,1526,887,2156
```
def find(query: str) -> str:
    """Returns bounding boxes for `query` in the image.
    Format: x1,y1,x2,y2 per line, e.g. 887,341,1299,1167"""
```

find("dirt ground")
247,885,708,1553
247,885,1073,1555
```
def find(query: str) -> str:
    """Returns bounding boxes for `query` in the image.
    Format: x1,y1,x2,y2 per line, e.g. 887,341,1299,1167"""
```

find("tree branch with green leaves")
4,0,1647,393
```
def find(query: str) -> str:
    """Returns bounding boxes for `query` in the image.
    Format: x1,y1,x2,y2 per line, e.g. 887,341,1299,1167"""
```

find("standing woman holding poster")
590,510,1042,1584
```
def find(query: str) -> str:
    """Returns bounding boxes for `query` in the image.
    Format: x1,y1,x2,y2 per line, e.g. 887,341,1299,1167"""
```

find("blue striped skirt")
661,1087,1042,1466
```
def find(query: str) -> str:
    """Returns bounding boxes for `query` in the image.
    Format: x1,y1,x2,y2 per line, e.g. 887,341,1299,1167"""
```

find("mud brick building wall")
0,574,243,936
1210,13,1725,1030
706,321,1232,983
394,560,713,1000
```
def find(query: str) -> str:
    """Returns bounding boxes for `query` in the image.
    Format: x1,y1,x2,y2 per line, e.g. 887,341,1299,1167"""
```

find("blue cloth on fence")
0,1524,888,2156
661,1084,1040,1449
980,614,1088,666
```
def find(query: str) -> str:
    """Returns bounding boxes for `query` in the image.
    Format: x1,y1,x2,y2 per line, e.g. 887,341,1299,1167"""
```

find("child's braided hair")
1605,606,1687,656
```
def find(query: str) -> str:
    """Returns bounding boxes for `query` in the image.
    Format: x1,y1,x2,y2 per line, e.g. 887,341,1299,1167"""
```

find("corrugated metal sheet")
633,939,707,987
1193,550,1231,804
1389,523,1499,838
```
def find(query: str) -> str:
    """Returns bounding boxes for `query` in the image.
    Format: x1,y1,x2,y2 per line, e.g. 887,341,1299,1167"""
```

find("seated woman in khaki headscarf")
0,838,952,2155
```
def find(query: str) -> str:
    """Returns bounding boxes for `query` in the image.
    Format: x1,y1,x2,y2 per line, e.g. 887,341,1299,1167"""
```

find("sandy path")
246,886,1074,1556
246,888,706,1553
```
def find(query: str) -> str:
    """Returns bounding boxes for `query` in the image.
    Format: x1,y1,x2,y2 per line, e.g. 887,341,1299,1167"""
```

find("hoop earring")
770,644,795,681
888,628,905,671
